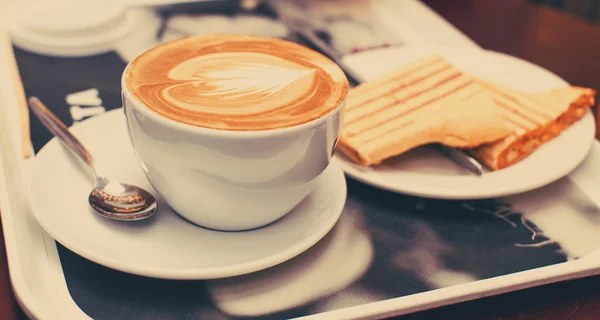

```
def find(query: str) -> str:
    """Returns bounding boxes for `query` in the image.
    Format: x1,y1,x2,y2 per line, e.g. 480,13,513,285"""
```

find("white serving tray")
2,1,600,319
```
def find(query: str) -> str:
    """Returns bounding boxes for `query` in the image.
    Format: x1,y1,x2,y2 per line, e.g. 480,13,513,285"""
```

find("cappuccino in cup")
122,34,348,231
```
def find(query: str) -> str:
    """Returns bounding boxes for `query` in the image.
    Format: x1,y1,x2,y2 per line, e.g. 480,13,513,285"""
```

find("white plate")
26,109,347,280
335,46,596,199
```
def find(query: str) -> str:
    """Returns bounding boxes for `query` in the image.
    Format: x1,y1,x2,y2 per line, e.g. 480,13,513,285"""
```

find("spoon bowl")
89,177,157,221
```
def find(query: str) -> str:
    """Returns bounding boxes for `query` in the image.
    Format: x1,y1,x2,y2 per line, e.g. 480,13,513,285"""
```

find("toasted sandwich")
337,55,513,166
467,79,596,170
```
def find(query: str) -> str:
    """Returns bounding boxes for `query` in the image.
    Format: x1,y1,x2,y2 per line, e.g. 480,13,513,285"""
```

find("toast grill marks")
338,55,512,166
467,80,596,170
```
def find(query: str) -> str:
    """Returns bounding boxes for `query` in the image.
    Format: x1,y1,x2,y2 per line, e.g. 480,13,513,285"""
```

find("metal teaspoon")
28,97,157,221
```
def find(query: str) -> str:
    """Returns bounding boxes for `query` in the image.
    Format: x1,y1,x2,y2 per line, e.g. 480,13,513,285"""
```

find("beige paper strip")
2,30,31,158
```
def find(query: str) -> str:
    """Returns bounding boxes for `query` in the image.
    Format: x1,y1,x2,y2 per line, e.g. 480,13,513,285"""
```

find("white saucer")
7,0,135,57
334,46,595,199
26,109,347,280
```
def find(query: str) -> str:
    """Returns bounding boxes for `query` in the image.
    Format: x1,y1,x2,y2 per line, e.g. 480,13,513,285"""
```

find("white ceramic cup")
121,72,346,231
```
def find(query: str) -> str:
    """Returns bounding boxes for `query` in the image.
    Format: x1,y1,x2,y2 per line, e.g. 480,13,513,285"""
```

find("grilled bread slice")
467,80,596,170
338,55,512,166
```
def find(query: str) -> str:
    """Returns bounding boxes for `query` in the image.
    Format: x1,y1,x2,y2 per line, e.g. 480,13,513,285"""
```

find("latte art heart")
125,35,348,131
163,52,318,115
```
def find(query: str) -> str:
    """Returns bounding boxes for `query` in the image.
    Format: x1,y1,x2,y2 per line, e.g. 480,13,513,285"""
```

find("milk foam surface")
125,35,348,130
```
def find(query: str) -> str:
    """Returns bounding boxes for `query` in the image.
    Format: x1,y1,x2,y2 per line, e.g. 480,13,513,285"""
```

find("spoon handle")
28,97,95,169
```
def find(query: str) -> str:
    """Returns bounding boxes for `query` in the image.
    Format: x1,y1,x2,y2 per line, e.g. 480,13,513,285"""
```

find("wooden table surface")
2,0,600,319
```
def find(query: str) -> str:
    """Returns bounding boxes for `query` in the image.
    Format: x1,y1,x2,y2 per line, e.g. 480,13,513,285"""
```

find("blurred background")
530,0,600,21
